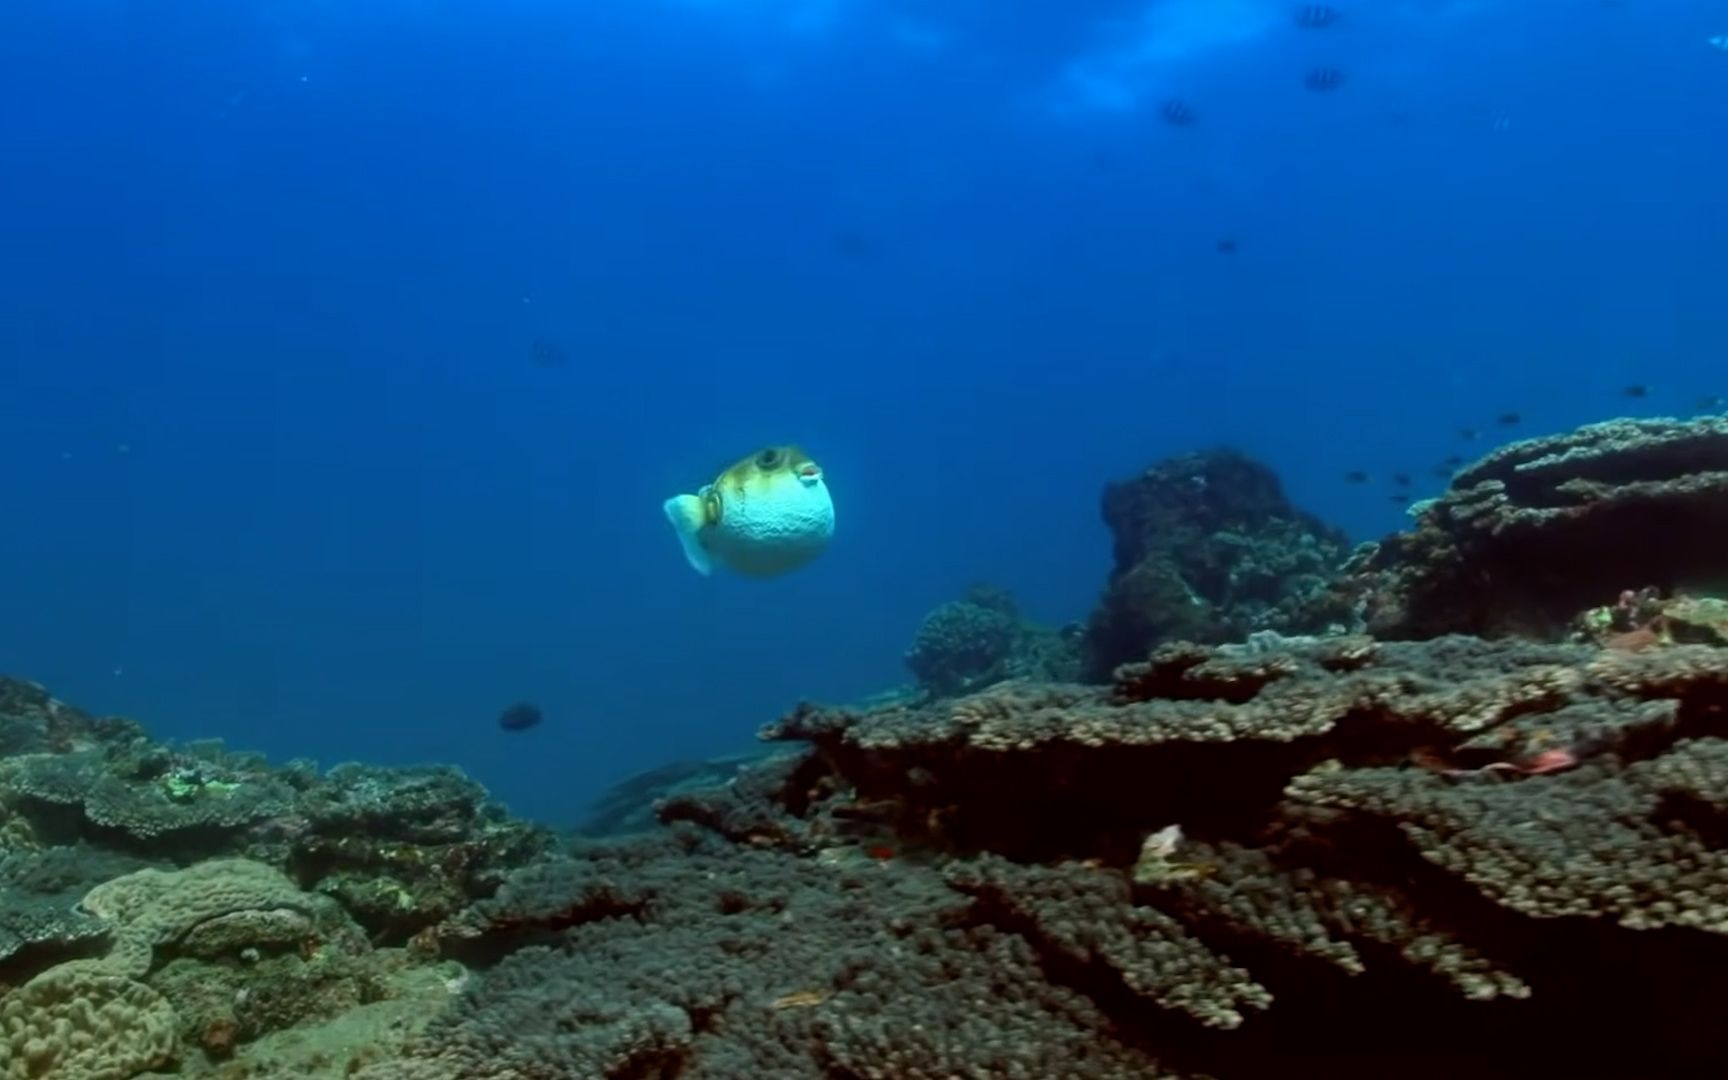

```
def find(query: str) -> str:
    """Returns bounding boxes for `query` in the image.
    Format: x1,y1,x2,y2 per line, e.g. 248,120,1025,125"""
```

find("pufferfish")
662,445,834,577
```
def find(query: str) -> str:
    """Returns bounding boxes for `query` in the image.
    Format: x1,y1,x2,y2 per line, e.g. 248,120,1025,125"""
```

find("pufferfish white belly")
663,445,835,578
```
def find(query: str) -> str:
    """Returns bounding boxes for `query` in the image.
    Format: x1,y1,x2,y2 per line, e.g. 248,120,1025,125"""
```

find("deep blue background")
2,0,1724,824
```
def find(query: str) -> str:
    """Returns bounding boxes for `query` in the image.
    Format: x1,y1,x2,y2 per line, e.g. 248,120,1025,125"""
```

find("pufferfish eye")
755,448,782,470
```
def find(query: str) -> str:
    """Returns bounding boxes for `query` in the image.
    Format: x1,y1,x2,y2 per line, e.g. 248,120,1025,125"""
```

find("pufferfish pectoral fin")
662,494,713,576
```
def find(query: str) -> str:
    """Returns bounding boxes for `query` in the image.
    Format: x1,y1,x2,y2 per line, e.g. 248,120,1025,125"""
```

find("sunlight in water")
1056,0,1285,112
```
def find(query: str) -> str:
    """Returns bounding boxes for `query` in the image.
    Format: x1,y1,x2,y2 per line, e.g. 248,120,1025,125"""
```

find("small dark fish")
1496,411,1521,425
1695,396,1726,412
1305,67,1346,92
1344,470,1370,484
1389,494,1411,505
1392,472,1412,487
530,338,569,368
1621,384,1649,399
1294,4,1341,29
1459,427,1480,441
497,702,544,732
1215,237,1238,254
1161,99,1197,126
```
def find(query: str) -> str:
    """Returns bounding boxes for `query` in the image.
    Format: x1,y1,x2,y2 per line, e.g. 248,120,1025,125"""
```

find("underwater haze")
1,0,1724,825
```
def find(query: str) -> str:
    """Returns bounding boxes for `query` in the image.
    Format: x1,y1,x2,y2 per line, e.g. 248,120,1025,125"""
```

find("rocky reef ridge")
11,413,1728,1078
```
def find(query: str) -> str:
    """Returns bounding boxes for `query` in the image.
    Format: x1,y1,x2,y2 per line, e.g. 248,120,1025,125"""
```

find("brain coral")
77,859,340,980
0,964,177,1080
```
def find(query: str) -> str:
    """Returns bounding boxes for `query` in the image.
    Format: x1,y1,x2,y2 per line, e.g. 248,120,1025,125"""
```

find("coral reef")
287,763,552,940
352,622,1728,1077
903,583,1081,698
0,846,152,980
0,692,552,946
20,414,1728,1078
576,747,782,838
377,830,1184,1080
1,738,296,848
0,683,548,1078
0,846,461,1079
1351,415,1728,639
1084,448,1353,678
746,631,1728,1076
0,677,88,758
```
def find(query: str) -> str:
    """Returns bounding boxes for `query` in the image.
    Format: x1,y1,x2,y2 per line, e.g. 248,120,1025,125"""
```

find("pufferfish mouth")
796,464,822,486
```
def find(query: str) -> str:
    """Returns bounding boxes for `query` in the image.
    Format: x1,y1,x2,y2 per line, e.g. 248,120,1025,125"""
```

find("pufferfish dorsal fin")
662,490,715,576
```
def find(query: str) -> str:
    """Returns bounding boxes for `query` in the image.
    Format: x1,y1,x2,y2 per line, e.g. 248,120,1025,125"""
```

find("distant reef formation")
12,412,1728,1078
1081,448,1354,679
902,582,1082,699
1342,416,1728,640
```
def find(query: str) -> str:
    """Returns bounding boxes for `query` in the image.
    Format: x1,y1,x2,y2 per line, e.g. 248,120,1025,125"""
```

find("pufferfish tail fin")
662,494,713,576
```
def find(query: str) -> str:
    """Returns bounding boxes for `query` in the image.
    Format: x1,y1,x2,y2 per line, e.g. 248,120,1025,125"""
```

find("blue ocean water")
0,0,1722,826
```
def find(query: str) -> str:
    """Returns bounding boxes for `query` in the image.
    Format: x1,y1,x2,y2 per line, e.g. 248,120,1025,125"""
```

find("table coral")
2,744,294,846
1352,415,1728,639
